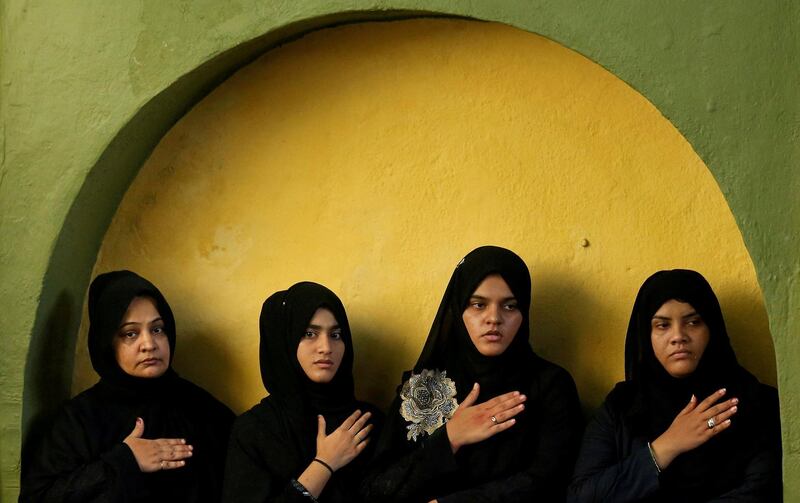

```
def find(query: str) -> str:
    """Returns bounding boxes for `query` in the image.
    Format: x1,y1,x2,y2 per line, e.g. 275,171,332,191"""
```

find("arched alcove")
70,20,775,419
5,3,797,501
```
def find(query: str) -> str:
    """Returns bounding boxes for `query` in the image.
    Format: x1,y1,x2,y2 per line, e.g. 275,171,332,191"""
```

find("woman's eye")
152,326,164,335
471,302,485,309
304,330,316,338
653,322,668,330
331,331,343,340
123,331,138,339
503,303,518,311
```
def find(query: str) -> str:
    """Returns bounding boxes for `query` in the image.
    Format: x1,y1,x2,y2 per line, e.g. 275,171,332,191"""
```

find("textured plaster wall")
1,1,797,501
73,20,774,422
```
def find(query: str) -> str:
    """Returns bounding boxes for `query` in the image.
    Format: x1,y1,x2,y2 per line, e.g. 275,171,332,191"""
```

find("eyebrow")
469,295,517,302
119,317,164,329
652,311,700,321
307,324,341,330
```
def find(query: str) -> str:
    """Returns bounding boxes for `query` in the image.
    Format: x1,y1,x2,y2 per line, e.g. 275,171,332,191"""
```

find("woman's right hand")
651,389,738,469
445,383,526,453
123,417,193,472
315,410,373,471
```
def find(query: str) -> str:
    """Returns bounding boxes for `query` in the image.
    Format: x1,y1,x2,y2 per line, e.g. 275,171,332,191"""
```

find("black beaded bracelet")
313,458,334,475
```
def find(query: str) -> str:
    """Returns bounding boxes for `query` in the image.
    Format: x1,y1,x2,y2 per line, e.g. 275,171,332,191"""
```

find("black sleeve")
221,417,312,503
567,399,659,503
708,385,782,502
437,367,583,503
359,394,460,502
19,405,146,503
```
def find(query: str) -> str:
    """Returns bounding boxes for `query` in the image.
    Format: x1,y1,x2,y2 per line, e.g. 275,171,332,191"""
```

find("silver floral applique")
399,369,458,441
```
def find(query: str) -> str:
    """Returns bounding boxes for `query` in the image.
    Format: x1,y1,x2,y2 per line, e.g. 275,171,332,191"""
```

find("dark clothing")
569,270,782,502
19,377,234,503
223,282,380,502
568,382,781,502
20,270,235,503
223,397,382,503
362,357,582,502
363,247,583,502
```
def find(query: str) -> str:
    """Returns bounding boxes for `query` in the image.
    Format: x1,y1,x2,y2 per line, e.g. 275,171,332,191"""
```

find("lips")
669,349,692,359
313,359,334,368
483,330,502,342
139,357,162,366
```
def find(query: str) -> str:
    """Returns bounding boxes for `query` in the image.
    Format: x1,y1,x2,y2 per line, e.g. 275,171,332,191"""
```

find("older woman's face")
650,299,710,378
462,274,523,357
113,296,170,378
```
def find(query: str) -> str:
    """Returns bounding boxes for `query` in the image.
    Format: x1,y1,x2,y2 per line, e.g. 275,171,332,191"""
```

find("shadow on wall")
20,291,78,472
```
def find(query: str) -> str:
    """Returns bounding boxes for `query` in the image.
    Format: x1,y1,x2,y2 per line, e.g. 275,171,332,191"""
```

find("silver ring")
490,416,498,424
160,460,165,469
707,417,716,429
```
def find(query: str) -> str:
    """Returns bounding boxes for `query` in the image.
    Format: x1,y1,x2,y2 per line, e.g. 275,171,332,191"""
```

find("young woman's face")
650,299,711,378
296,308,346,383
462,274,523,357
113,296,170,378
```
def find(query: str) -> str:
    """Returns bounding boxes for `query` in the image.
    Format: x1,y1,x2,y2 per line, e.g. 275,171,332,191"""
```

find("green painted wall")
1,1,797,500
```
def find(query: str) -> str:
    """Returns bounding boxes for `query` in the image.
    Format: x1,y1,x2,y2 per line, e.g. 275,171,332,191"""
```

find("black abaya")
19,270,234,503
222,282,382,503
568,269,782,502
362,246,583,502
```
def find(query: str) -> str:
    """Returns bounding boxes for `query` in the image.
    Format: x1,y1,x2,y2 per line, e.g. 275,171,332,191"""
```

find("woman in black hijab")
20,270,235,502
362,246,583,502
222,282,380,502
568,269,782,502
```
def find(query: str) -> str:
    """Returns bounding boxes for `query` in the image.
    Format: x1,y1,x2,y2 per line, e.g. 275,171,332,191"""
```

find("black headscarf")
259,281,356,418
20,270,234,502
88,270,178,391
623,269,765,498
414,245,537,400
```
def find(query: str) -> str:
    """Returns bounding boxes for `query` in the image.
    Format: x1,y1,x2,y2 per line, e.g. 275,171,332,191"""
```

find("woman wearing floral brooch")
223,282,381,502
361,246,583,502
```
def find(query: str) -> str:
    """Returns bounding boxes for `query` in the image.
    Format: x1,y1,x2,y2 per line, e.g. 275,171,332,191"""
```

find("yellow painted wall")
72,19,775,414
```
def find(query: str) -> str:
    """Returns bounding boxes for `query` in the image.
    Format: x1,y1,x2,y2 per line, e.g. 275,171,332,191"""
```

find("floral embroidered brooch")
400,369,458,441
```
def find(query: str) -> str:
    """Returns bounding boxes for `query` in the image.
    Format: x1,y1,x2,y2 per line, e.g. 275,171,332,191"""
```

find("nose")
317,333,332,354
140,330,158,351
486,303,501,324
668,325,689,344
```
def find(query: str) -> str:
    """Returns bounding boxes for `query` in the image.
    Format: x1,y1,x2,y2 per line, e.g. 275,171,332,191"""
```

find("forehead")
471,273,514,296
652,299,698,317
308,307,339,326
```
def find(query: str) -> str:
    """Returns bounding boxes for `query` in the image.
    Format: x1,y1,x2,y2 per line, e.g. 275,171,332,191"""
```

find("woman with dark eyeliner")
568,269,781,502
362,246,583,502
222,282,381,502
20,270,235,503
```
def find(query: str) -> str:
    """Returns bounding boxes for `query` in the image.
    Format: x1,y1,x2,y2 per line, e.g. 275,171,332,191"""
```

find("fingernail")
518,404,525,410
732,406,738,412
732,398,739,404
691,394,696,402
513,391,520,396
137,418,142,424
719,388,726,394
725,419,731,424
473,383,478,389
509,419,516,424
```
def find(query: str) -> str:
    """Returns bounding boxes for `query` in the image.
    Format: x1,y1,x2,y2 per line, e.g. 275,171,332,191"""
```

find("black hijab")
88,270,178,392
20,270,234,502
623,269,765,498
259,281,356,418
414,245,537,400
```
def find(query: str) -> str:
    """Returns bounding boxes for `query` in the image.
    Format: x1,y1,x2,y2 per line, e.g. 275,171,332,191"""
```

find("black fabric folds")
569,269,782,502
363,246,583,502
20,270,234,503
223,282,381,503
